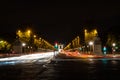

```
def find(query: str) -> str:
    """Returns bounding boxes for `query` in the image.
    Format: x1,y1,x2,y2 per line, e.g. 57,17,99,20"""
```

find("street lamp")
33,35,36,38
27,30,31,37
112,43,116,54
22,43,26,53
112,43,116,47
89,41,94,54
22,43,26,47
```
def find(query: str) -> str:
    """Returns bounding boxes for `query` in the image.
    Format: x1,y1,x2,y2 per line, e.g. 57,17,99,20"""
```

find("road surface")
0,52,120,80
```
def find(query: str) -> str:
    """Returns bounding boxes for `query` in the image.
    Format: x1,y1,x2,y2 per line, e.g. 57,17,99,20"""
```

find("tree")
106,34,117,47
106,33,120,53
84,29,98,44
0,39,11,53
16,29,55,52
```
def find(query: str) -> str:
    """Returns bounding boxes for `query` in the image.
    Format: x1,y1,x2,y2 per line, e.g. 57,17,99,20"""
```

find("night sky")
0,1,120,44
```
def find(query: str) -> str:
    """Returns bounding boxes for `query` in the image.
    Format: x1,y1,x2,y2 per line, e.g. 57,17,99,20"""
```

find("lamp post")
89,41,94,54
22,43,26,53
112,43,116,54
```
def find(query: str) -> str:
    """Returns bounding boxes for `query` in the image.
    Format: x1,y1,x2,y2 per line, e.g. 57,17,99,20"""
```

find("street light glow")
22,43,26,47
112,43,116,47
89,41,93,45
27,30,31,34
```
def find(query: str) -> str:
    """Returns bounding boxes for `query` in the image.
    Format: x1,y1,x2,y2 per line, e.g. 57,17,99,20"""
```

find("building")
12,39,22,53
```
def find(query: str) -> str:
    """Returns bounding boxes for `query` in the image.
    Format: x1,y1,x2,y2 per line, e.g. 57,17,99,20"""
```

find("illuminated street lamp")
22,43,26,53
89,41,94,53
112,43,116,47
18,30,21,33
89,41,93,45
27,30,31,37
33,35,36,38
27,30,31,34
22,43,26,47
112,43,116,54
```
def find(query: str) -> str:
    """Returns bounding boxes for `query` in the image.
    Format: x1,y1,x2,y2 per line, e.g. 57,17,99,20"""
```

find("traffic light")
103,46,107,55
54,42,58,49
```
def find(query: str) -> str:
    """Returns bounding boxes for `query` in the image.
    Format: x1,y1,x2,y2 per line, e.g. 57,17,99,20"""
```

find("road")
0,52,120,80
37,58,120,80
0,52,55,80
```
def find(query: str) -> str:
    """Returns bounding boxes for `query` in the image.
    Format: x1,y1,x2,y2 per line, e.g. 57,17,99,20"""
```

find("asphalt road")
0,55,120,80
37,58,120,80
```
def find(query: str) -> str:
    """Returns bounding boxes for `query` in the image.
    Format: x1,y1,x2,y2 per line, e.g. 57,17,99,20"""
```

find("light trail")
0,51,59,66
0,52,55,61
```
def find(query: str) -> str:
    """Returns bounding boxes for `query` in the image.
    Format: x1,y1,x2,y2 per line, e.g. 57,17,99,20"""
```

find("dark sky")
0,1,120,44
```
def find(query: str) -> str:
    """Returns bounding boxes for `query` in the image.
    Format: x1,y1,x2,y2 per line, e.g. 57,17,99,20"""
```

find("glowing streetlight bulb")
112,43,116,47
18,30,21,33
89,41,93,45
84,29,87,32
22,43,26,47
34,35,36,38
27,30,31,34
